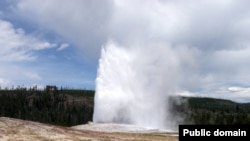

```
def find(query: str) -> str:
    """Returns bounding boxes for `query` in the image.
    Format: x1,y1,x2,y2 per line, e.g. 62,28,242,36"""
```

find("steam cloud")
93,0,250,129
93,40,196,130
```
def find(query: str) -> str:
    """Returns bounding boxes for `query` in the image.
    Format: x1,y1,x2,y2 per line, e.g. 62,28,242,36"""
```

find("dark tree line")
172,96,250,125
0,86,94,126
1,86,250,126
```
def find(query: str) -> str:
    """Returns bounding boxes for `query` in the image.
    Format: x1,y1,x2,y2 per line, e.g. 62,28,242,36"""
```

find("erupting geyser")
93,40,185,130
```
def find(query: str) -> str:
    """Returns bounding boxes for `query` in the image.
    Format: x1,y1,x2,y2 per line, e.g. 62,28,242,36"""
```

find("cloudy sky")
1,0,250,102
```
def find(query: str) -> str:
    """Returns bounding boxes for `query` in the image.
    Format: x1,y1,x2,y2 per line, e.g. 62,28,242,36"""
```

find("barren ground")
0,117,178,141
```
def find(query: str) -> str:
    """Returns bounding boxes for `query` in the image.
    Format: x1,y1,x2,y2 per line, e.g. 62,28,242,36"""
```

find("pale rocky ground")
73,122,177,133
0,117,178,141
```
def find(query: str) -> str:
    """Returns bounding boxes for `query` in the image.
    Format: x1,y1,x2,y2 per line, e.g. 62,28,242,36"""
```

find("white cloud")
16,0,113,61
0,23,51,88
0,64,40,84
176,86,250,103
24,72,42,80
9,0,250,101
176,91,196,97
212,86,250,103
0,19,57,61
227,87,250,98
57,43,69,51
0,78,11,87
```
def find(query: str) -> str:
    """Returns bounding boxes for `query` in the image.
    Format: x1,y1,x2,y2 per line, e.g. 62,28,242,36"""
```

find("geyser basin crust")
73,122,178,134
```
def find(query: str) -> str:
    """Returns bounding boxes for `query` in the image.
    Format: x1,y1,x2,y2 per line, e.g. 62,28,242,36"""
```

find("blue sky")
0,0,99,89
1,0,250,102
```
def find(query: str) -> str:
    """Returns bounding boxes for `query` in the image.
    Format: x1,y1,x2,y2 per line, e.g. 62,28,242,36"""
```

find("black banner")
179,125,250,141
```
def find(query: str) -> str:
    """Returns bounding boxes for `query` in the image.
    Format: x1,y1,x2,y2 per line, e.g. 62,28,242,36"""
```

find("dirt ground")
0,117,178,141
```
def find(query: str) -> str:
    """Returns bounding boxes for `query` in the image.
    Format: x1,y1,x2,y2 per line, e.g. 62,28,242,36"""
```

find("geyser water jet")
93,40,184,130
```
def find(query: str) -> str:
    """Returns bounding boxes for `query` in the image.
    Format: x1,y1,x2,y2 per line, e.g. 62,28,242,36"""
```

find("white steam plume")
93,40,196,130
